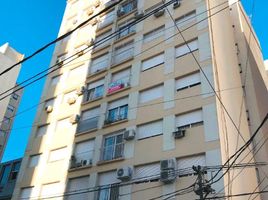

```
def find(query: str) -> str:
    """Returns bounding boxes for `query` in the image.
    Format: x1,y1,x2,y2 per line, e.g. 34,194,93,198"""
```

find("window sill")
97,157,124,166
96,22,113,32
75,128,98,136
87,68,107,78
111,57,134,68
92,44,111,54
103,119,128,127
68,164,92,172
106,86,130,96
117,9,137,21
81,96,103,105
114,32,136,44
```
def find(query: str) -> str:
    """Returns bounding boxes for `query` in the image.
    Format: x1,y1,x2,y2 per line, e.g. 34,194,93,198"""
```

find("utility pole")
193,165,214,200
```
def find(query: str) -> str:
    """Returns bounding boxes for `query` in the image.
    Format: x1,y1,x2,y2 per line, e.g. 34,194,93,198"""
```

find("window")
98,171,120,200
36,125,48,137
69,65,87,78
94,29,112,49
134,163,160,181
143,25,165,43
77,107,100,133
44,98,55,108
71,140,94,168
137,120,163,140
101,132,124,161
7,105,15,113
66,176,90,200
141,53,164,71
40,182,60,199
0,130,6,137
113,41,134,65
51,75,61,86
85,79,105,101
175,10,196,28
117,19,135,39
49,147,67,162
9,162,20,180
12,93,19,100
119,0,137,16
98,10,116,29
0,164,11,185
176,109,203,130
3,117,10,124
20,187,34,199
106,97,128,124
139,85,163,103
29,154,41,168
90,54,109,74
175,39,198,58
176,72,201,91
108,68,131,94
177,154,206,177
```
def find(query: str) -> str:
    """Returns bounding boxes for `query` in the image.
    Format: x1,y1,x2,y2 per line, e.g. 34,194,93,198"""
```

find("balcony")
76,116,99,133
105,105,128,124
116,24,136,40
107,77,130,94
84,86,104,102
100,143,124,162
69,150,94,169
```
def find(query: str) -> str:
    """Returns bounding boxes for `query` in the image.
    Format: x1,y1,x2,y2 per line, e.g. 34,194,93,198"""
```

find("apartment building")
13,0,268,199
0,44,24,162
0,159,22,200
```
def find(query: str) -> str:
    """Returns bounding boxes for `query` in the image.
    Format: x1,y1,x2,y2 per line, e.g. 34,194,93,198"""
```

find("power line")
0,0,124,77
0,0,235,102
203,190,268,199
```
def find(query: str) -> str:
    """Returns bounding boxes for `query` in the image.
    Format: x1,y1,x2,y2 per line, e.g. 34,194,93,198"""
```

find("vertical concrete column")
196,4,208,31
131,61,141,87
164,47,175,74
124,126,136,159
128,92,138,120
198,32,212,62
88,172,98,200
201,65,215,98
94,135,103,165
99,102,107,128
120,185,132,200
203,103,220,142
164,4,175,45
163,115,175,151
104,73,112,93
206,149,224,193
164,79,175,109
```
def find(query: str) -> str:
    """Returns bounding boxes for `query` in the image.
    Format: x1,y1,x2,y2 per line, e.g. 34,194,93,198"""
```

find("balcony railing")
107,76,130,94
76,116,99,133
100,143,124,161
69,150,94,169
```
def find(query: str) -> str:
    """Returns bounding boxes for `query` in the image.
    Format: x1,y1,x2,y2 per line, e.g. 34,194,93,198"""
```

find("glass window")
176,72,201,91
117,19,135,39
36,125,48,137
141,53,164,71
98,171,120,200
113,41,134,65
176,109,203,130
102,133,124,161
120,0,137,15
0,164,11,184
143,25,165,43
139,85,164,103
12,93,19,100
9,162,20,180
175,39,198,58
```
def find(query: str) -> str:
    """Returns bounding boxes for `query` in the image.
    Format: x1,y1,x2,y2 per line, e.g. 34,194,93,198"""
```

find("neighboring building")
12,0,268,200
0,44,24,162
0,159,21,200
0,86,23,161
265,60,268,75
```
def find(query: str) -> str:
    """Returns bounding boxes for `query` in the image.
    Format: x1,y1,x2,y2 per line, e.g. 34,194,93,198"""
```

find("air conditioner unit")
45,105,53,113
154,9,165,18
135,11,144,20
81,159,92,166
67,97,76,105
86,38,94,46
87,8,94,16
76,85,86,96
94,0,100,7
70,114,80,124
160,169,176,183
70,156,82,168
117,166,132,181
90,18,98,25
117,7,125,17
173,1,181,9
173,128,186,139
72,19,78,25
56,57,64,66
160,158,176,170
124,129,135,140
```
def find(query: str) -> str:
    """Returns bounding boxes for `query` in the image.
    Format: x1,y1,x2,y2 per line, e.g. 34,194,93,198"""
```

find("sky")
0,0,267,163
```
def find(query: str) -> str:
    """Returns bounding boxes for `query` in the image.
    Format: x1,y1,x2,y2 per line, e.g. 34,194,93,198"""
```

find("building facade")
0,159,22,200
13,0,268,199
0,44,24,162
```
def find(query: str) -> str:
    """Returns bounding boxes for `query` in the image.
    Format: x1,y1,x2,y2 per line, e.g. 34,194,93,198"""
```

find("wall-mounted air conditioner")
123,129,135,140
45,105,53,113
76,86,86,96
70,114,80,124
135,11,144,20
154,9,165,18
173,128,186,139
117,166,132,181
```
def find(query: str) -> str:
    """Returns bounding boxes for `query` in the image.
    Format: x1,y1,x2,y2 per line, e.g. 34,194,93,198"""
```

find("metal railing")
69,150,94,169
76,116,99,133
100,143,124,161
107,76,130,94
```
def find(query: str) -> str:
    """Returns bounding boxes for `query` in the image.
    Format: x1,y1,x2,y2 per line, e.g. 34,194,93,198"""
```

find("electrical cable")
202,190,268,199
0,0,124,77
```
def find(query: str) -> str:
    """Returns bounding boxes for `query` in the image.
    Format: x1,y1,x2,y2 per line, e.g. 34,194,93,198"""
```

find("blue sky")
0,0,267,162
